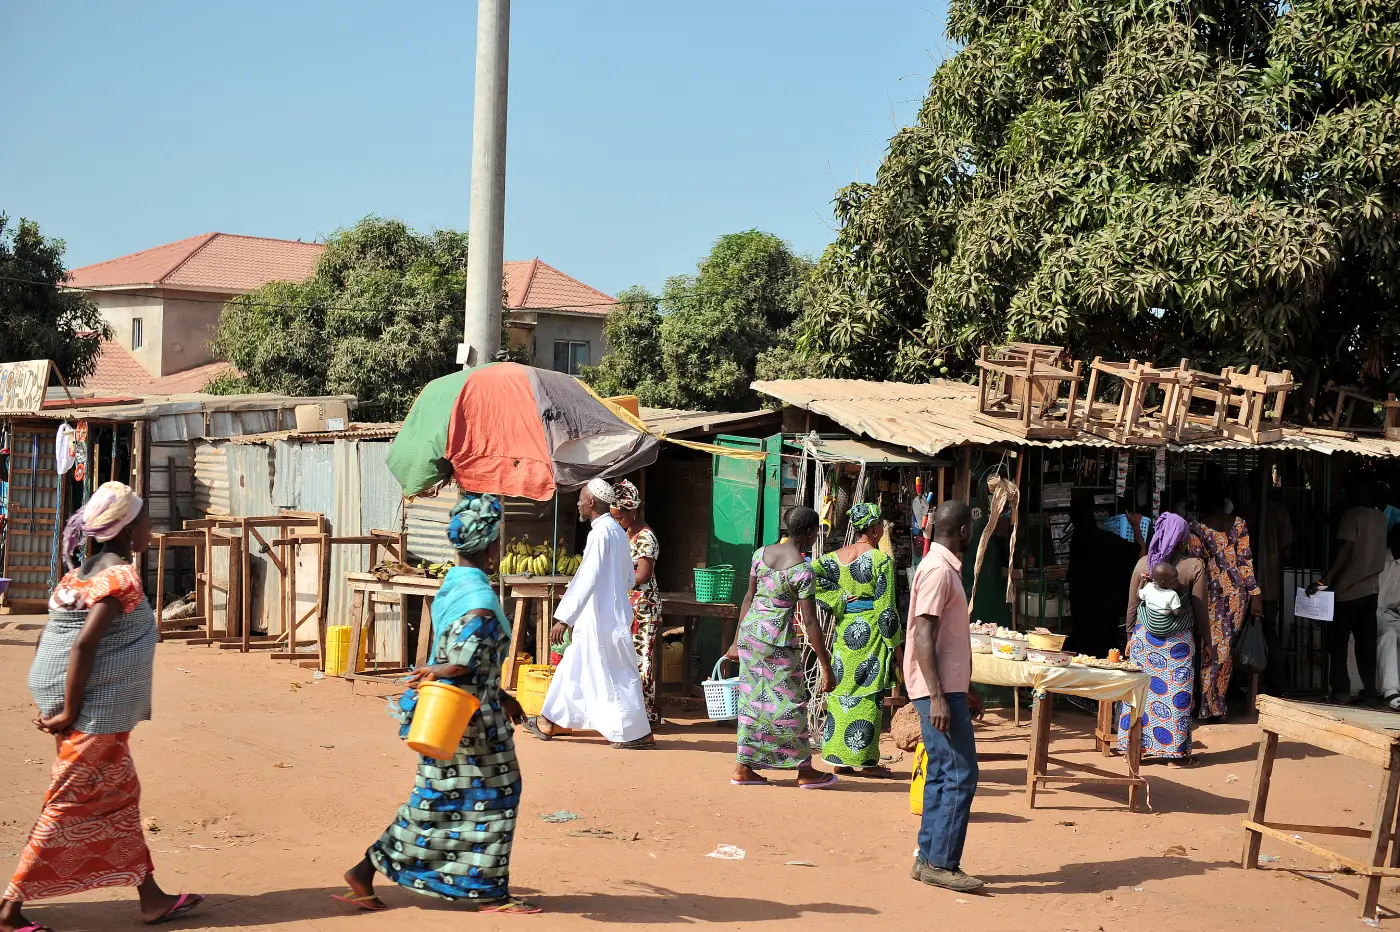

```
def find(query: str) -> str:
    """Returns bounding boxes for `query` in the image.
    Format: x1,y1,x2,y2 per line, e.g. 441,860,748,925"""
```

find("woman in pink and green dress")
724,507,838,788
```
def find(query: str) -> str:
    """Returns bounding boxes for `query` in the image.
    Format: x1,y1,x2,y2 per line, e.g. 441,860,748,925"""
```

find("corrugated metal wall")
193,442,230,516
405,493,455,566
226,445,276,633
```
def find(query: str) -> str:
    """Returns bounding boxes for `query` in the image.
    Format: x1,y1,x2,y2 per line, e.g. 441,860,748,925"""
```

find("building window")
553,340,589,376
131,318,144,350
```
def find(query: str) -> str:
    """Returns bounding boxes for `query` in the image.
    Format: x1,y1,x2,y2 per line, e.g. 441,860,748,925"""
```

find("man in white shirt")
1374,526,1400,711
524,478,655,749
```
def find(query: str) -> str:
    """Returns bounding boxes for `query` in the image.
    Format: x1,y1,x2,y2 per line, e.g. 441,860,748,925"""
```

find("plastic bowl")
990,637,1028,661
1026,648,1073,667
1027,631,1068,652
970,633,994,654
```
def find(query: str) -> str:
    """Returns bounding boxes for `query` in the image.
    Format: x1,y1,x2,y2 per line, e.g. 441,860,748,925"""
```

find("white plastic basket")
702,658,740,722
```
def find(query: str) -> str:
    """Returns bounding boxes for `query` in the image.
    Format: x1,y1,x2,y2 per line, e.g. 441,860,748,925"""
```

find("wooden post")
417,597,436,668
154,535,167,636
347,588,367,675
976,345,989,414
1361,750,1400,920
317,533,331,669
1241,731,1279,869
504,596,528,688
1126,714,1145,811
1021,354,1035,431
240,519,252,652
1083,357,1102,425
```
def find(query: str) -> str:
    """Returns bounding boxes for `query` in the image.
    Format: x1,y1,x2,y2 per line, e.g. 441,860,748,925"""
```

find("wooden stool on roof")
973,344,1083,440
1221,366,1294,443
1079,358,1189,444
1158,360,1231,443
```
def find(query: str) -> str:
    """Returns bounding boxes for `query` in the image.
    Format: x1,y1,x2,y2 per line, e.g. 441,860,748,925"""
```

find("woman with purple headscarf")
1117,513,1211,766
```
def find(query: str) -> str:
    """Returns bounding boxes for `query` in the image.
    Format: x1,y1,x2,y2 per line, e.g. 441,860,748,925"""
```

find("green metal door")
708,434,765,583
761,433,783,545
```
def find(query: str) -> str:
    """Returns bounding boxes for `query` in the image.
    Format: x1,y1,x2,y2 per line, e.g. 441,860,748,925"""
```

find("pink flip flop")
798,773,840,790
145,892,205,925
332,892,388,911
730,778,770,786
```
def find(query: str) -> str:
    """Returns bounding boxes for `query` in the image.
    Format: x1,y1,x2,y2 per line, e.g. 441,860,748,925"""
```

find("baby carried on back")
1137,562,1194,637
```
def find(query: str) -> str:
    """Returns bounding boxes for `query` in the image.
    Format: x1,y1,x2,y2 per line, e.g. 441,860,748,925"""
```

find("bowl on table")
1026,648,1073,667
970,633,994,654
989,637,1028,661
1027,631,1068,652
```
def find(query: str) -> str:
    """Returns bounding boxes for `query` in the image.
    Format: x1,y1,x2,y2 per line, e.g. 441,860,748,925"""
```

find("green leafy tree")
800,0,1400,395
582,286,668,403
0,215,110,384
211,216,518,420
586,231,813,411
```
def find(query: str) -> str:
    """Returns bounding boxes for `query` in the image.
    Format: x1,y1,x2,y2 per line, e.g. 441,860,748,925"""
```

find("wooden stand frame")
1081,358,1186,445
1242,696,1400,920
973,345,1083,440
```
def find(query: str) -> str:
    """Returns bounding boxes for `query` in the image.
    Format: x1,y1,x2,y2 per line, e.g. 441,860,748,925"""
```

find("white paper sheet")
1294,588,1335,622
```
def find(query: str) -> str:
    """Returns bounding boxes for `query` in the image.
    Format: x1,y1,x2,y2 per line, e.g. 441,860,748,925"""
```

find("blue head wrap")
446,492,503,555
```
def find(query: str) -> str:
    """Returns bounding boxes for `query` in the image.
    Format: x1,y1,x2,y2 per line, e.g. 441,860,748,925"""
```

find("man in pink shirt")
905,500,984,892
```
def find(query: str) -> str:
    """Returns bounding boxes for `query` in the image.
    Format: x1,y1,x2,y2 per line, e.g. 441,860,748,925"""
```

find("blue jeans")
914,694,978,870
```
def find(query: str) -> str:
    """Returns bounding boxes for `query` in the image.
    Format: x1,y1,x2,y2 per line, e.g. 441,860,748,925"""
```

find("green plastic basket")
693,565,735,603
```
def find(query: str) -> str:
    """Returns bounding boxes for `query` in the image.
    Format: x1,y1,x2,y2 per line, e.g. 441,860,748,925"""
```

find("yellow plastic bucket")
909,742,927,815
516,665,554,717
405,682,481,760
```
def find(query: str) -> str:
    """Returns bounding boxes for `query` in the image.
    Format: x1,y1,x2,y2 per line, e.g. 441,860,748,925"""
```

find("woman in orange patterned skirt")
2,482,202,932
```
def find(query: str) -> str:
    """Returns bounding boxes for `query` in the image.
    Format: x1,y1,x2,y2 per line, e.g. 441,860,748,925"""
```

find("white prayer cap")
586,477,618,505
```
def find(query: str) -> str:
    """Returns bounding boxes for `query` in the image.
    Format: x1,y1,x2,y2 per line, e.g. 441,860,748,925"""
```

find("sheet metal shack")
0,374,355,612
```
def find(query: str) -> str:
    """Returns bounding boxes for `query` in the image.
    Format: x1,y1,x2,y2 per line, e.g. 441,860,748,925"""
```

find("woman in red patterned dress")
1,482,202,932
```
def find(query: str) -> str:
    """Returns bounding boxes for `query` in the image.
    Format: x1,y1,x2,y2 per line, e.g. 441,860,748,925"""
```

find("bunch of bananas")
499,536,583,577
415,561,453,579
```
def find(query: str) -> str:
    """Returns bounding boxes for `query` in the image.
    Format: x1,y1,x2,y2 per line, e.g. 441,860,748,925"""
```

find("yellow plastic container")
406,681,481,760
323,625,368,676
909,742,927,815
516,665,554,717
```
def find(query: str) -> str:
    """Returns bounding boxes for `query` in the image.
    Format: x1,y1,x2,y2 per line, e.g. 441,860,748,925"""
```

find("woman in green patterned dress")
813,503,902,776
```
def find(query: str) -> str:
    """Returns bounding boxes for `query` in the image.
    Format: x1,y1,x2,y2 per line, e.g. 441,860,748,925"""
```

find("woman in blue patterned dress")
1117,513,1210,766
724,507,838,788
337,493,538,914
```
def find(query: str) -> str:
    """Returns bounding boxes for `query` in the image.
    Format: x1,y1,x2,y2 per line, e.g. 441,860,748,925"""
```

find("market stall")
971,652,1149,811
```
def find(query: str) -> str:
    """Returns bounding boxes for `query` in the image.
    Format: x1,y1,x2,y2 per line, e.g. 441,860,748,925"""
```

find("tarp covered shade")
387,363,659,500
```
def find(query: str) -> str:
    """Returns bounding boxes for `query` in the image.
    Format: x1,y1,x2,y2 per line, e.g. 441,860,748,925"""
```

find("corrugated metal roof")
639,407,779,439
752,378,1400,459
804,436,943,465
226,423,402,444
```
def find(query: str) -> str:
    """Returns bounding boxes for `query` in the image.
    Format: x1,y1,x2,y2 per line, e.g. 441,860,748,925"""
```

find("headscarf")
446,492,503,555
586,477,618,506
613,479,641,511
62,481,143,569
1146,512,1189,573
848,502,882,533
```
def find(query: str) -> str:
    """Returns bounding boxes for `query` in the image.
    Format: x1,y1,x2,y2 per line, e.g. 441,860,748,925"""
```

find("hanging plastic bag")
1234,614,1268,673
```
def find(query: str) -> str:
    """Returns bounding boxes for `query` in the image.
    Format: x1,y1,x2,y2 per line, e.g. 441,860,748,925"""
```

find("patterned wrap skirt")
1117,623,1196,759
735,631,812,769
6,731,155,902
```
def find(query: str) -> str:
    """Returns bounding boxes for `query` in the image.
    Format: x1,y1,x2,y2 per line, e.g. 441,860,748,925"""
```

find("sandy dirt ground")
1,619,1396,932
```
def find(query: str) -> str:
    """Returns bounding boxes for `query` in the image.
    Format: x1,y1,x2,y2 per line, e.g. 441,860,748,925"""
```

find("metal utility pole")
461,0,509,367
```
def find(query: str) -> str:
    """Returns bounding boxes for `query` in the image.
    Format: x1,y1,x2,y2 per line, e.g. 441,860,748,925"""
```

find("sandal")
477,896,542,915
13,923,55,932
521,717,554,741
331,891,388,911
609,736,655,750
798,773,840,790
1168,756,1201,769
145,892,205,925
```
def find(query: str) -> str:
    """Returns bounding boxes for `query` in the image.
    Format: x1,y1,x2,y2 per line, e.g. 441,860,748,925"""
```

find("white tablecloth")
972,653,1151,714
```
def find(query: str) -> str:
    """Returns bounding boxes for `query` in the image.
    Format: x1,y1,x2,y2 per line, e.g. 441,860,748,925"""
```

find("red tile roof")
83,341,237,395
503,258,617,316
66,233,325,294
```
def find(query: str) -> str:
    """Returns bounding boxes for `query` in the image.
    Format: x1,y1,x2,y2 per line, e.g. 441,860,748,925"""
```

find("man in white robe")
525,479,655,748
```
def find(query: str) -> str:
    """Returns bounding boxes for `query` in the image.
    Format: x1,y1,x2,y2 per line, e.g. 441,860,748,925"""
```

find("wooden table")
1242,696,1400,920
652,593,740,701
501,575,573,689
343,572,443,677
971,654,1149,811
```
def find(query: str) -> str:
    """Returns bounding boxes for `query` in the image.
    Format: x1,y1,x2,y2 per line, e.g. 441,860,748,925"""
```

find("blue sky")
1,1,952,296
